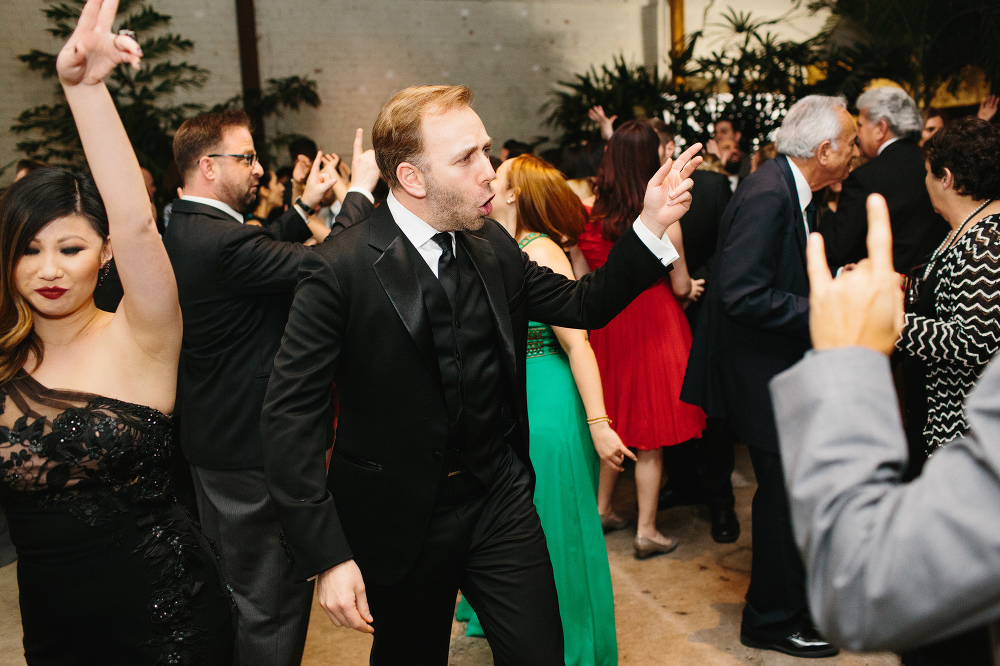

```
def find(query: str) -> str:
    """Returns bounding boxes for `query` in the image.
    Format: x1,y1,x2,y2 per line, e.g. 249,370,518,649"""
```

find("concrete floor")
0,444,900,665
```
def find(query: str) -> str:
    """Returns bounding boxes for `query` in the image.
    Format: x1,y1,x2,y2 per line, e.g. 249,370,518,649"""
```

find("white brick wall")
1,0,827,185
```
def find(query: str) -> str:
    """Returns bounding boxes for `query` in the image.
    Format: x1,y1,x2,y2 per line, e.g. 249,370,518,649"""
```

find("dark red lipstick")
36,287,67,300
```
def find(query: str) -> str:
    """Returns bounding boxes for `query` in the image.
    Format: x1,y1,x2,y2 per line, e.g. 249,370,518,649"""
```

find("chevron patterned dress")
898,213,1000,453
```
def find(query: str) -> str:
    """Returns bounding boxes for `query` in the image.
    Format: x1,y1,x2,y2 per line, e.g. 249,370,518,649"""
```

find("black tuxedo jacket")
681,156,811,452
260,203,669,584
162,193,374,470
822,138,948,274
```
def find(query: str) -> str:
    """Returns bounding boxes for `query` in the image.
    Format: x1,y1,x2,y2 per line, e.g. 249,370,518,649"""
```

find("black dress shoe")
657,486,704,510
740,627,840,658
710,508,740,543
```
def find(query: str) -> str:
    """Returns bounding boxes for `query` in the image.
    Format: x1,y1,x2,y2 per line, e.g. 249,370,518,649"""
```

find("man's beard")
221,176,258,214
424,171,489,232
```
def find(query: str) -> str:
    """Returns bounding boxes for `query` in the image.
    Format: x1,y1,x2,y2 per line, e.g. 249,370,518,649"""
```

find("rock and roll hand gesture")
57,0,141,87
806,194,904,355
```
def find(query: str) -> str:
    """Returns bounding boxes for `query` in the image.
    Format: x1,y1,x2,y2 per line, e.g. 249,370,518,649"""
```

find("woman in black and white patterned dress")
900,117,1000,466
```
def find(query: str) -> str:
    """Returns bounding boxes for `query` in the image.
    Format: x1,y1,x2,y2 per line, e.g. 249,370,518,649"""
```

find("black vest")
406,235,506,487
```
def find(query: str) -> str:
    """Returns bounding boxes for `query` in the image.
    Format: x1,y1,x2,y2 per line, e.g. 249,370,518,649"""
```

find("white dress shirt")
180,195,245,223
385,190,680,277
785,156,814,241
877,136,901,156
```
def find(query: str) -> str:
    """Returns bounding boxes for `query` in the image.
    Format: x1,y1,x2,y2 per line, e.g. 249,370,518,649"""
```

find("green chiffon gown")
455,233,618,665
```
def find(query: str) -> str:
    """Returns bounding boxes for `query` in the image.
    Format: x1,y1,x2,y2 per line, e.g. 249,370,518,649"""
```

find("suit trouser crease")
365,449,564,666
742,446,809,638
190,465,314,666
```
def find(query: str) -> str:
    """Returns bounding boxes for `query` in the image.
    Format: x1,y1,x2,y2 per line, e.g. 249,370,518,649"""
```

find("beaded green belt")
526,326,565,358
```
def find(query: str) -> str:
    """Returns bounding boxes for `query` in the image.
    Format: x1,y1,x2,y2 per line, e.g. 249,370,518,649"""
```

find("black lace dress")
0,371,234,665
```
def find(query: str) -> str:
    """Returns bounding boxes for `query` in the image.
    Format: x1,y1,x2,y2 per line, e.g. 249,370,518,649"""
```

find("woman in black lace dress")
0,1,234,663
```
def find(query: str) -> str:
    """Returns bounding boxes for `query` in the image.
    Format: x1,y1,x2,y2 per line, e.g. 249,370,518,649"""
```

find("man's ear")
815,139,833,166
397,162,427,199
876,118,890,141
734,131,742,144
198,156,217,183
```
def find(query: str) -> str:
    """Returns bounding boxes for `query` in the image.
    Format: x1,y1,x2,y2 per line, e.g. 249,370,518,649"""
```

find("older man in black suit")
260,85,701,665
822,86,949,274
162,110,378,666
683,95,858,658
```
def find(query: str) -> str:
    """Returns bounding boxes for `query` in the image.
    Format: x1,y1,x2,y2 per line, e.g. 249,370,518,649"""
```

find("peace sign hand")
639,142,703,238
57,0,141,87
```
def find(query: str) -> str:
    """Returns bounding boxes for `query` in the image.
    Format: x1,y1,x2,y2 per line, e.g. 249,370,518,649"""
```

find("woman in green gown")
456,155,633,665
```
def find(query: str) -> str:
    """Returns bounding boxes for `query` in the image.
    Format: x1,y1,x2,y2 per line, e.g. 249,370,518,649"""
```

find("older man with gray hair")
683,94,858,658
822,86,948,273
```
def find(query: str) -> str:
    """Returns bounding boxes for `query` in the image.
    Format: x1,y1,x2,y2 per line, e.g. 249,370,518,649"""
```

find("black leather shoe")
657,486,704,510
740,627,840,658
710,508,740,543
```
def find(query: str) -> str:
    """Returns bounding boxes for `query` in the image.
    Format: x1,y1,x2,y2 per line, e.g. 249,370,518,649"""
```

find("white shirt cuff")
348,186,375,204
632,216,680,267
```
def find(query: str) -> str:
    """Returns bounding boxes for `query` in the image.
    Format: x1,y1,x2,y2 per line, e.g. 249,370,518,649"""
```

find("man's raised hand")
316,559,374,634
350,128,381,193
639,142,702,238
57,0,141,87
301,151,338,209
807,193,904,355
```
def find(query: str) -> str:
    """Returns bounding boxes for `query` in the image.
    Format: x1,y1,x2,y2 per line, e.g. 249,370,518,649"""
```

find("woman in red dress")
577,120,706,558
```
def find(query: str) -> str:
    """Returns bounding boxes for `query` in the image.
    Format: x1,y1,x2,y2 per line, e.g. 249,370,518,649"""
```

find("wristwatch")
295,196,319,216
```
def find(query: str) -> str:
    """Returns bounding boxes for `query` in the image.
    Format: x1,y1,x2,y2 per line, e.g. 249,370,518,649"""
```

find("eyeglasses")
207,153,258,167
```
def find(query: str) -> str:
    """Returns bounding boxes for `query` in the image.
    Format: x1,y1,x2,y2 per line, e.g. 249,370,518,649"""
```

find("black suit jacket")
681,156,811,452
681,170,733,277
821,138,948,274
162,193,374,470
260,203,669,584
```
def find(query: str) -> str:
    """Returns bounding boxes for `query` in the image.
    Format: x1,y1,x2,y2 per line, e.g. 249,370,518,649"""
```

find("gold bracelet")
586,415,612,426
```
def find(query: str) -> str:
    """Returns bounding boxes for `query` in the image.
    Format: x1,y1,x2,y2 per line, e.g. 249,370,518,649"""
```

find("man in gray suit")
771,194,1000,657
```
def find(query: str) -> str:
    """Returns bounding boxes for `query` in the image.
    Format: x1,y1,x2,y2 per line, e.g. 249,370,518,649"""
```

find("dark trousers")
662,417,736,512
365,448,564,666
190,465,314,666
742,446,809,639
0,514,15,568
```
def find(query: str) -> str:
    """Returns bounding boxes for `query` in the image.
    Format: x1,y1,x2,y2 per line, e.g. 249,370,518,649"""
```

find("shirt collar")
784,156,813,213
386,190,452,249
180,195,245,223
877,136,901,156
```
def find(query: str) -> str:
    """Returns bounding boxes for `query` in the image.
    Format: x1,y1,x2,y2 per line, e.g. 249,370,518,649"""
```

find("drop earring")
98,261,111,286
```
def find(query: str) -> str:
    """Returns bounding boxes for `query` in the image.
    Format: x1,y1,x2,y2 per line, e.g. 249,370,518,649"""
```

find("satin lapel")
776,155,809,272
458,232,518,386
369,211,443,392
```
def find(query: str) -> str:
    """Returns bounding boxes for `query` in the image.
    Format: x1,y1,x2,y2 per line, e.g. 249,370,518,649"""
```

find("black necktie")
805,199,819,234
432,232,458,306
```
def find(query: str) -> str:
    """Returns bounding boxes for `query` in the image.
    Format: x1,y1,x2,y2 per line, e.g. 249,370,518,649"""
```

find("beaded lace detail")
0,371,215,664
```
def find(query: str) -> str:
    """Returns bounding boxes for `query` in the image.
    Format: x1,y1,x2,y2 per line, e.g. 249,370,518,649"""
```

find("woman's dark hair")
591,120,661,241
924,117,1000,201
0,168,109,383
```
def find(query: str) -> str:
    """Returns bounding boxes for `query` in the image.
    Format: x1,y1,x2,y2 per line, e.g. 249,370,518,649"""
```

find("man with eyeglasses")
162,109,379,666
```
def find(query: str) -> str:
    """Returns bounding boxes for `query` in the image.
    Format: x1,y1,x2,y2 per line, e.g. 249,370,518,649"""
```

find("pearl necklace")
923,198,994,279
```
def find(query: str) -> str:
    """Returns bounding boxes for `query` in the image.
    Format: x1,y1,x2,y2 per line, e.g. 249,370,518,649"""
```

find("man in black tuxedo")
162,109,377,666
682,95,858,658
822,86,949,274
260,85,701,664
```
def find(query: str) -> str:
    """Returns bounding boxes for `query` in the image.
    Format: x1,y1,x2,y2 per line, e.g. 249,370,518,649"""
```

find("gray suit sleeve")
771,347,1000,652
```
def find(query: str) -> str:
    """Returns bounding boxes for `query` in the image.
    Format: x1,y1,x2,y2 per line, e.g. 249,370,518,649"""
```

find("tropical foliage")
808,0,1000,107
544,10,821,153
11,0,321,183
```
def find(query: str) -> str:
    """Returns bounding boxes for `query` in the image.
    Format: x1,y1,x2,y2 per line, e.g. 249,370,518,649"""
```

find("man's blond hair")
372,85,474,188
